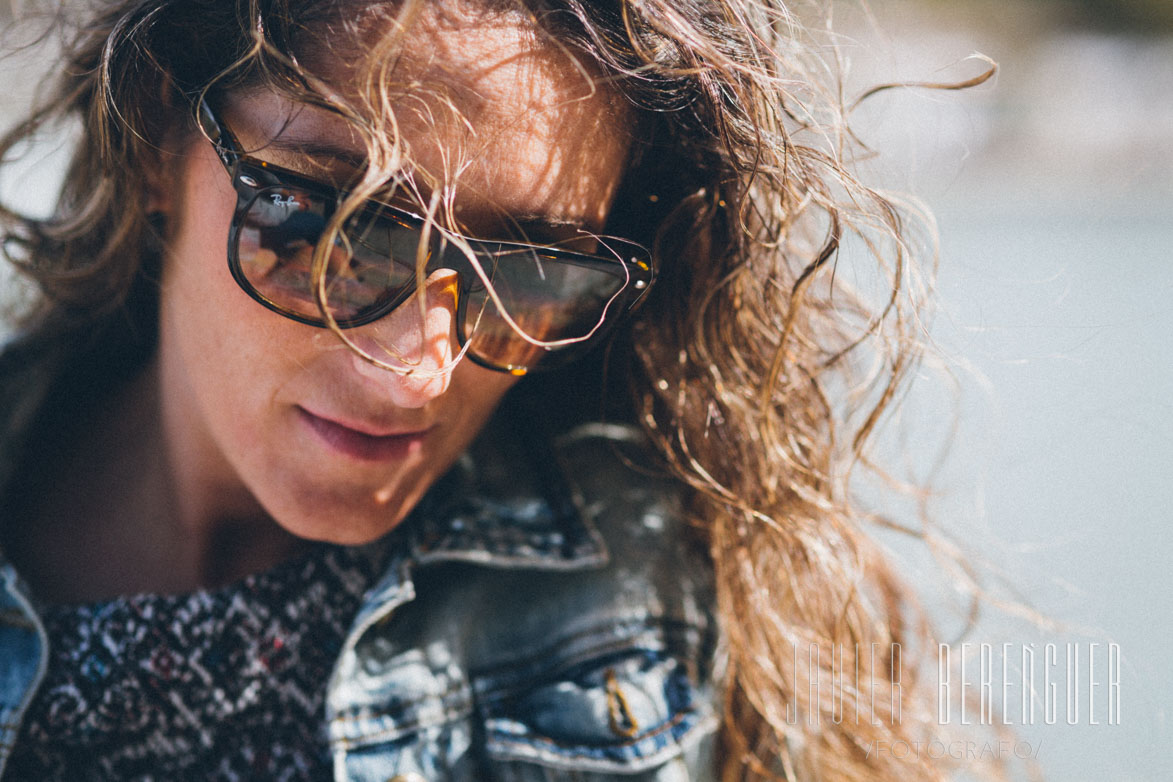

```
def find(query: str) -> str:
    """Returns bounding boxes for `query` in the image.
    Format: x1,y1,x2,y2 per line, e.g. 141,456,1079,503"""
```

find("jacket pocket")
476,648,717,779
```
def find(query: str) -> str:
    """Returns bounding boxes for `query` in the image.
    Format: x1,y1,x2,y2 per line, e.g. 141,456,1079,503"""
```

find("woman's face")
156,4,633,544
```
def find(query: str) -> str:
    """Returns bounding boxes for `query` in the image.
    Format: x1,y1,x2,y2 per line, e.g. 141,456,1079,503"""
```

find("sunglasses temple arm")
197,97,242,173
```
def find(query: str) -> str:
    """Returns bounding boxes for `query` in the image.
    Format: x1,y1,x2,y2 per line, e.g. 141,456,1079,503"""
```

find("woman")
0,0,980,780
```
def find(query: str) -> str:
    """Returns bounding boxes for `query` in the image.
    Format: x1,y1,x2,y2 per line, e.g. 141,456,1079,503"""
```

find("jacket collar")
401,401,609,571
341,404,610,642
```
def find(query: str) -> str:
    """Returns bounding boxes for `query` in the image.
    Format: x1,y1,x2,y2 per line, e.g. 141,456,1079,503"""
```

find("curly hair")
0,1,999,779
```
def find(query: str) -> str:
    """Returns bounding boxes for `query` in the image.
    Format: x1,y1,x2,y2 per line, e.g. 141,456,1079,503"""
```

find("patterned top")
3,540,391,782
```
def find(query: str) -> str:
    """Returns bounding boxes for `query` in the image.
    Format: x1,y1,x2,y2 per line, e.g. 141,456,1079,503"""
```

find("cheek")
449,361,519,423
159,148,308,449
163,144,239,322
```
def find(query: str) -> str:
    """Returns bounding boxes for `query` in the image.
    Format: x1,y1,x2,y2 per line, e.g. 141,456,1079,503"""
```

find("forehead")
271,1,633,227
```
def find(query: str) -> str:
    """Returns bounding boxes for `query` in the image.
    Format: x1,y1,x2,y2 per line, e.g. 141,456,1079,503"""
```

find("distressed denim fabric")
325,422,719,780
0,336,719,780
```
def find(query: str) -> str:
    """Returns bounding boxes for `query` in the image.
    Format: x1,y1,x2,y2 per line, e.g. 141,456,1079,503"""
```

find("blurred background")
837,1,1172,780
1,0,1170,779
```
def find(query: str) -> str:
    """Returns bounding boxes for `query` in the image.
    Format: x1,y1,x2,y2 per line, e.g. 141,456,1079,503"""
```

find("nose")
344,271,461,409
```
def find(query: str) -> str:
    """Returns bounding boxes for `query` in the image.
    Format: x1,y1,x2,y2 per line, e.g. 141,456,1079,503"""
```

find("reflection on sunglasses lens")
239,188,418,322
461,244,628,369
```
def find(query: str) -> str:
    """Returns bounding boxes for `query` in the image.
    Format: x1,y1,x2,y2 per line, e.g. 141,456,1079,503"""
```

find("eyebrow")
253,136,369,174
242,134,597,243
446,208,596,246
509,215,594,242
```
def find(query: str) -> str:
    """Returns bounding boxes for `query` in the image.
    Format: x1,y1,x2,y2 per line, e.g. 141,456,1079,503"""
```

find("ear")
145,178,171,217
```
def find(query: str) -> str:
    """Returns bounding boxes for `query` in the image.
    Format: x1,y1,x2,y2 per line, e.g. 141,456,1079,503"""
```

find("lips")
297,407,431,462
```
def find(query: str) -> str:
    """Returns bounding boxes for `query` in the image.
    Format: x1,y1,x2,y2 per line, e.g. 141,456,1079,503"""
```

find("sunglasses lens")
459,243,631,371
236,187,419,323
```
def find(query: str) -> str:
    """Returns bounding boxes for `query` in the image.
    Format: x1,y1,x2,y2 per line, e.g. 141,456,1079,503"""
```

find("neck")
154,351,311,591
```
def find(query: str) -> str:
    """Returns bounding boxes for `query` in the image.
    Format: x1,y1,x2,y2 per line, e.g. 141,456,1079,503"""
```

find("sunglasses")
196,98,655,375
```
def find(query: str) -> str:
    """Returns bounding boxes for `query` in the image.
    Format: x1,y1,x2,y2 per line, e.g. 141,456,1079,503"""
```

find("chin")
280,508,405,546
244,440,438,538
253,474,419,546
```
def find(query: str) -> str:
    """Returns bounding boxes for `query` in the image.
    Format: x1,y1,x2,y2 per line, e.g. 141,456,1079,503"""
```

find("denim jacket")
0,334,720,781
